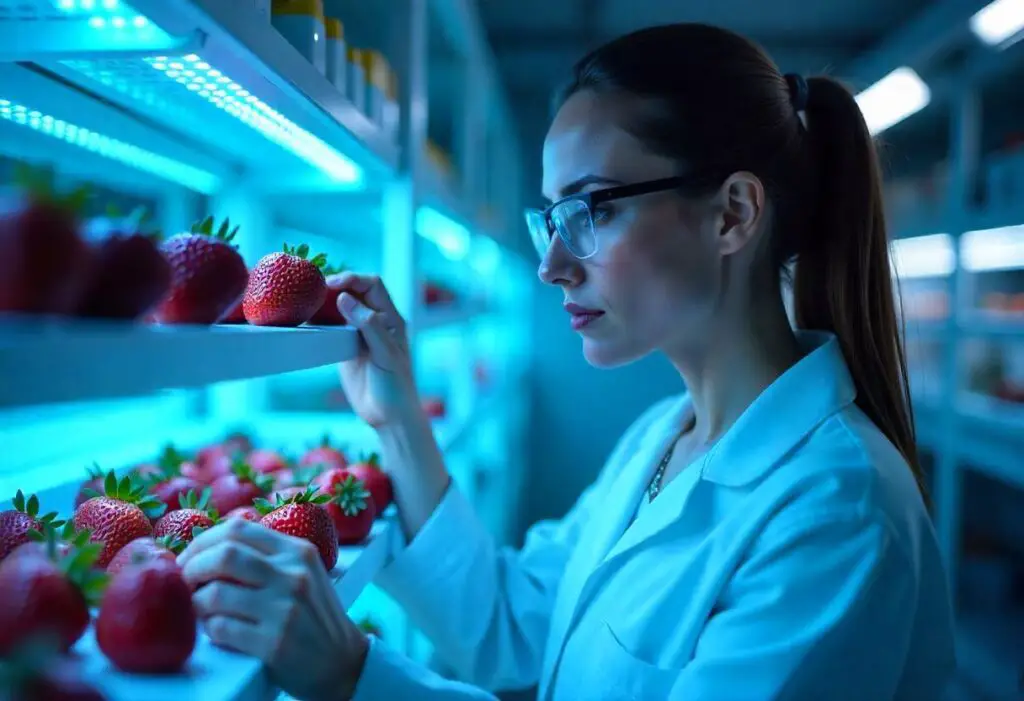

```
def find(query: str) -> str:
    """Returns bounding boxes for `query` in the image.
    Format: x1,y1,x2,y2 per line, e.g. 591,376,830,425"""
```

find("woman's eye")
592,205,614,224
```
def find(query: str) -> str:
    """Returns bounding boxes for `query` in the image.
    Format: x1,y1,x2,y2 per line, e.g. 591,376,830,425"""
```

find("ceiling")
468,0,1024,189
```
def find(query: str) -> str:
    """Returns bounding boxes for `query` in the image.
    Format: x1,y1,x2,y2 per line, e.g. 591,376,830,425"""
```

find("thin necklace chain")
647,418,695,503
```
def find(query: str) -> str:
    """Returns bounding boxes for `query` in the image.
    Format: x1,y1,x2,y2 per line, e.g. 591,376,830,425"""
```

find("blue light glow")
0,98,220,193
470,236,501,275
417,207,471,260
143,54,362,184
52,0,152,34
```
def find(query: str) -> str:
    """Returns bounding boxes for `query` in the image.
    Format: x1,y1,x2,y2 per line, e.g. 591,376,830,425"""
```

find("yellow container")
324,17,346,91
347,47,367,113
271,0,323,18
271,0,326,74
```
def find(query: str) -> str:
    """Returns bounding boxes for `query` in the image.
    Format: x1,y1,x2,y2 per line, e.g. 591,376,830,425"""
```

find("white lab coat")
352,332,956,701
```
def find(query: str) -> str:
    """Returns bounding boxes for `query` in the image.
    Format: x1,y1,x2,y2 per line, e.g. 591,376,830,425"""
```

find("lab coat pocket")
590,621,677,700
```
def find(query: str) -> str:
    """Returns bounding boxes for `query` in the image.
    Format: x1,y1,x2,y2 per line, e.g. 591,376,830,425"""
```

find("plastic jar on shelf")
348,47,367,114
325,17,347,94
271,0,327,76
361,50,388,129
383,60,400,141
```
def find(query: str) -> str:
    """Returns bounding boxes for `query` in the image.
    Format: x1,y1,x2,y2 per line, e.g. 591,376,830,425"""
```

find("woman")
179,23,956,700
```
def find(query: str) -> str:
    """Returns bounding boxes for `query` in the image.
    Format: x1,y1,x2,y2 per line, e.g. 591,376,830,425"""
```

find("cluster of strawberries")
0,432,391,699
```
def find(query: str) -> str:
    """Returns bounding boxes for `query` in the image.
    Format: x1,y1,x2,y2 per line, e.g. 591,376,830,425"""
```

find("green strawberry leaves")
253,484,330,516
357,452,381,470
11,490,63,529
88,470,167,520
26,521,107,605
12,161,91,215
282,242,329,271
332,475,371,517
230,459,275,493
191,215,240,244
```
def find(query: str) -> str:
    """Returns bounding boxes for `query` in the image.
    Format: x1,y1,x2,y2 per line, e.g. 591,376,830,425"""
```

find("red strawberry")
346,453,392,513
105,535,183,577
220,297,247,324
255,487,337,570
300,435,348,470
72,471,165,569
422,397,446,419
208,460,273,515
242,243,328,327
0,491,63,563
0,170,93,316
223,506,260,522
152,216,248,324
0,636,108,701
309,265,348,325
247,448,289,474
323,474,375,545
153,489,217,544
74,465,106,510
95,557,197,674
0,525,106,654
74,232,171,319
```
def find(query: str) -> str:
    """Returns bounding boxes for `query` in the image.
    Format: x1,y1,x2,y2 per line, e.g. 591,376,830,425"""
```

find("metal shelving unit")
0,0,532,697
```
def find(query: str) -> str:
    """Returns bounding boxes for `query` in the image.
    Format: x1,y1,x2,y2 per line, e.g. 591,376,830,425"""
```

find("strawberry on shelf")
208,459,274,515
243,243,329,327
0,523,107,655
152,215,249,325
322,473,375,546
339,453,392,515
152,488,218,545
300,434,349,471
0,164,94,317
73,471,165,569
105,535,184,577
255,486,338,570
0,490,64,563
95,556,197,674
309,264,348,325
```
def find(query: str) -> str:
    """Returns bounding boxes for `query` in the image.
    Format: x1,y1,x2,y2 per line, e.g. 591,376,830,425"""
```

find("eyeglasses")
524,175,707,260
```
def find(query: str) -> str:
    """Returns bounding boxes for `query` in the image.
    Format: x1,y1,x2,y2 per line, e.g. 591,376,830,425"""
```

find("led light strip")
0,99,220,193
891,227,1024,278
53,0,149,27
145,54,361,184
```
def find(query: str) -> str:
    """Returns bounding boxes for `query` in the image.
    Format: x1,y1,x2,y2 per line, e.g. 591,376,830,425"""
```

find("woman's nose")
537,238,583,287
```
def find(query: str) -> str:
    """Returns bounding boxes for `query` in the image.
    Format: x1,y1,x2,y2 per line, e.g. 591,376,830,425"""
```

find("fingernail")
339,294,371,324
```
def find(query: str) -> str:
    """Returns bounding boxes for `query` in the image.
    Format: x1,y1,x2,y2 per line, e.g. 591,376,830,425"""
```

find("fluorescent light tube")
890,234,954,279
970,0,1024,46
855,67,931,135
962,225,1024,272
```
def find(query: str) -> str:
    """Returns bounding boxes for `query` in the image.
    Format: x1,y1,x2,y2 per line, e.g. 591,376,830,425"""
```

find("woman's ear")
713,171,766,256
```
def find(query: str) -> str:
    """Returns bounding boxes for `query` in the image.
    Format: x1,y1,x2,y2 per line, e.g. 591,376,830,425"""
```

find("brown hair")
558,24,923,491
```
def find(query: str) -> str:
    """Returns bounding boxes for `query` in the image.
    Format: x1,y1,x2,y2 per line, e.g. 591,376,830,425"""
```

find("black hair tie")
784,73,809,112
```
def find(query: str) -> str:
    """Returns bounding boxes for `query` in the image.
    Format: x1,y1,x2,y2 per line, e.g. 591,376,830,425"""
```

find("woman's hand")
330,272,421,429
178,519,369,701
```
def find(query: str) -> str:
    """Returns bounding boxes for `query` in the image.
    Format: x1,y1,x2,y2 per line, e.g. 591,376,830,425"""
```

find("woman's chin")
581,337,648,369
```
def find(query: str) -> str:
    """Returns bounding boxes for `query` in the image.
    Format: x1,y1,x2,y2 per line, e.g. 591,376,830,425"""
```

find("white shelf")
0,319,360,408
0,0,398,193
74,518,396,701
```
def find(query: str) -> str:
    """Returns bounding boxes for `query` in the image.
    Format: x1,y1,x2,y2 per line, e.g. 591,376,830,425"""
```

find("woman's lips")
564,303,605,330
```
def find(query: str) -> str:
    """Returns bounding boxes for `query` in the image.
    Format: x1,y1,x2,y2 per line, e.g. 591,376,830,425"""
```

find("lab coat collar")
699,330,856,487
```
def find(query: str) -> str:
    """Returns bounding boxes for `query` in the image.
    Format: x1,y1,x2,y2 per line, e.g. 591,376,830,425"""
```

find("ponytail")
795,76,924,492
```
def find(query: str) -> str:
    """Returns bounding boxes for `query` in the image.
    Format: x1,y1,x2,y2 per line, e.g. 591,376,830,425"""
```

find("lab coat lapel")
539,397,689,698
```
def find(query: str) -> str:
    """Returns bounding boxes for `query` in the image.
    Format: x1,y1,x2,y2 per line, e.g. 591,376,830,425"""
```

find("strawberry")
95,556,197,674
0,491,63,563
345,453,392,514
0,524,106,654
223,506,261,522
422,397,447,419
323,474,375,545
105,535,183,577
142,446,203,512
73,471,165,569
247,448,289,474
309,265,348,325
74,465,106,510
270,486,305,503
220,297,247,324
0,167,93,316
208,460,273,515
74,231,171,320
222,431,254,455
152,216,248,324
242,243,328,327
0,636,108,701
255,486,338,570
153,489,217,544
300,435,348,470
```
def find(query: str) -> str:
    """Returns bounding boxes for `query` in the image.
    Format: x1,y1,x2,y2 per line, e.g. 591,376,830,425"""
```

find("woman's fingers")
180,539,276,589
179,517,301,568
338,292,403,363
203,615,264,656
329,272,403,324
192,580,262,623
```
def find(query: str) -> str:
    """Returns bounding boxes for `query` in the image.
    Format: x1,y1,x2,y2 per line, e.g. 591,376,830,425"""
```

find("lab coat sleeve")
670,510,920,701
351,635,498,701
373,395,680,691
372,479,601,689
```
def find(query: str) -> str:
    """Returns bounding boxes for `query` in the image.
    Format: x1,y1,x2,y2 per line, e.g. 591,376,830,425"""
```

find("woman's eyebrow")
542,174,625,204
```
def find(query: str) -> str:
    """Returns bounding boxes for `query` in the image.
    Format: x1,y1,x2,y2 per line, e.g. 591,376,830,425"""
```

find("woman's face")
539,89,738,368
